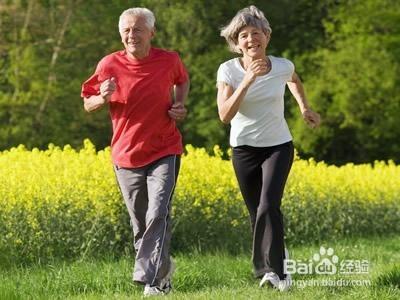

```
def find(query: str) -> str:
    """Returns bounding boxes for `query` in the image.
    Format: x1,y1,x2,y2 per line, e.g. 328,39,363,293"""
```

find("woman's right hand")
243,59,268,86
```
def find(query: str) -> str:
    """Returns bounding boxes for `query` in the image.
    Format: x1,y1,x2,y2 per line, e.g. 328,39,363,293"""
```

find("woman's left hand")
302,108,321,128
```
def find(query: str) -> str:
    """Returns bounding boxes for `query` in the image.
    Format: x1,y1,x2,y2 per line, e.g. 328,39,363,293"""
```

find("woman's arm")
287,72,321,128
217,80,251,124
217,59,266,124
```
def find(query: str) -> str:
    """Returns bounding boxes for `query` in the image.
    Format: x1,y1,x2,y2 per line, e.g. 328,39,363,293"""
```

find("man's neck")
127,47,152,60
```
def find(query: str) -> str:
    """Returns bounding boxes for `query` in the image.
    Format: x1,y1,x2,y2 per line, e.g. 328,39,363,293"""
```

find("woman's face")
237,26,269,58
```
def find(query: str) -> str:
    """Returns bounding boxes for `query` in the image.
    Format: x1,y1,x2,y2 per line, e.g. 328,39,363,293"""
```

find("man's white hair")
118,7,155,32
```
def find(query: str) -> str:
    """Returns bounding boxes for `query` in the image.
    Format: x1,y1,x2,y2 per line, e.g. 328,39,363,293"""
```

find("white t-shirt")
217,56,294,147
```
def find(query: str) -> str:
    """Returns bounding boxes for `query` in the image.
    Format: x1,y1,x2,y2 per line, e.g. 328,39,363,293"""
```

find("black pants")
232,141,294,279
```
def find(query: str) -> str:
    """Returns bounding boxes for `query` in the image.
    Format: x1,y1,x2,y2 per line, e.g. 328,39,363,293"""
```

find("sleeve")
216,63,234,87
80,59,107,98
284,58,295,82
173,53,189,85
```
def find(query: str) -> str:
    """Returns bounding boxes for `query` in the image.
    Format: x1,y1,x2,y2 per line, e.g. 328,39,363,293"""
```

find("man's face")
120,15,154,59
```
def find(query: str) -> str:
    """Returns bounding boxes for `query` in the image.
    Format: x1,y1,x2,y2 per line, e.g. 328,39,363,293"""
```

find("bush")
0,140,399,264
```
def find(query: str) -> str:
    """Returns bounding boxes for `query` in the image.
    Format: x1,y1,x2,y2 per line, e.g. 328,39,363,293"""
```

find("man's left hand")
168,103,187,121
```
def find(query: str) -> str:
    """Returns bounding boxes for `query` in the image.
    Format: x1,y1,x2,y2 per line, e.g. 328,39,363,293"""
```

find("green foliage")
290,0,400,163
0,0,127,150
0,141,399,264
0,0,399,164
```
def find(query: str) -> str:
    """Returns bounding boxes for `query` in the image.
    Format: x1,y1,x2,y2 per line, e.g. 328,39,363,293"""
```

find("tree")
0,0,128,150
289,0,400,164
1,0,398,164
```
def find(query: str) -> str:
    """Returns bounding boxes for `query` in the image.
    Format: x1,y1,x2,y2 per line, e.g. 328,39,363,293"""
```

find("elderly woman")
216,6,320,291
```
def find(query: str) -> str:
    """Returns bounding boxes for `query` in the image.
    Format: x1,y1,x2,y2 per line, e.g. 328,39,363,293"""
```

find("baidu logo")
313,246,339,274
284,246,368,275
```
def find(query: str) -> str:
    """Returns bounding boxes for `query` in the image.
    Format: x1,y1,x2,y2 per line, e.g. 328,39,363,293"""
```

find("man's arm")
83,77,116,113
83,95,107,113
168,80,190,121
174,80,190,105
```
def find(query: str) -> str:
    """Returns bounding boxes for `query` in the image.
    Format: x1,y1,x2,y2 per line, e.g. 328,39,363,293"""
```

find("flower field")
1,140,399,264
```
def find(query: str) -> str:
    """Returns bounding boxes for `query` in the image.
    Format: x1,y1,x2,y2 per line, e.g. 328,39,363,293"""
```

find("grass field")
1,235,399,300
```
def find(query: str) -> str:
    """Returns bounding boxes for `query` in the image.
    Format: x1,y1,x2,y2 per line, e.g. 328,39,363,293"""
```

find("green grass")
1,235,399,300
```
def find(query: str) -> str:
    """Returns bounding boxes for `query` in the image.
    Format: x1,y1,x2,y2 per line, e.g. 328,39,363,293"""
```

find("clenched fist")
302,108,321,129
168,102,187,121
100,77,116,102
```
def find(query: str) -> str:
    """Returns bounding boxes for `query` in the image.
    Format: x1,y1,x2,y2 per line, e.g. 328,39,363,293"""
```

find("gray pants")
114,155,180,286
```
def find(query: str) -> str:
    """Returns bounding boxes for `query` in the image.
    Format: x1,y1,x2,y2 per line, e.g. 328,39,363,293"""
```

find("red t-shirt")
81,48,189,168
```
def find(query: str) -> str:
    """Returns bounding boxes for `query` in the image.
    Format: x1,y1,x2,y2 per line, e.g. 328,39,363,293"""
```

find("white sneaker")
260,249,292,291
260,272,280,288
143,259,175,296
143,284,169,296
260,271,292,292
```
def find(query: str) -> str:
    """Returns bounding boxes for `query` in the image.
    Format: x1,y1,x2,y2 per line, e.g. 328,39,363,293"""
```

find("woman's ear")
266,32,271,45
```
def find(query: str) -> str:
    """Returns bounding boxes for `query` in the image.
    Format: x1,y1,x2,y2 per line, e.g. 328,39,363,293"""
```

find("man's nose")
128,29,135,39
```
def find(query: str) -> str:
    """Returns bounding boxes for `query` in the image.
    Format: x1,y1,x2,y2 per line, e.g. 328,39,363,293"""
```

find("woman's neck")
241,54,268,69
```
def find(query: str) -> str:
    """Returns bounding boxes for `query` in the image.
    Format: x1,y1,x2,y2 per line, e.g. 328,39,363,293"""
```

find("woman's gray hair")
118,7,155,32
220,5,272,54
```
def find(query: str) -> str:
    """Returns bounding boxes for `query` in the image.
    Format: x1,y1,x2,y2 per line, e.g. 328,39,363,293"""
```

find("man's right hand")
100,77,116,102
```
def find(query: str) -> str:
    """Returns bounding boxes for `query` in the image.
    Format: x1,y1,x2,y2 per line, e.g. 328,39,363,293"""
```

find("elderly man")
81,7,189,296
